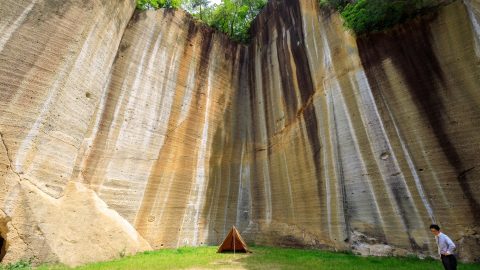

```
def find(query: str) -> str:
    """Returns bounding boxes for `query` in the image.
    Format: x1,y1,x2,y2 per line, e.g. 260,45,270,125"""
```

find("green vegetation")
36,247,227,270
0,259,32,270
136,0,182,10
136,0,267,43
136,0,442,41
241,247,480,270
320,0,437,34
34,246,480,270
203,0,267,43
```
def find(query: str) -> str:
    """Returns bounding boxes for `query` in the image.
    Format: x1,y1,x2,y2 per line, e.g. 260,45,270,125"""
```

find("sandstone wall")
0,0,151,265
0,0,479,265
243,0,480,260
77,9,246,250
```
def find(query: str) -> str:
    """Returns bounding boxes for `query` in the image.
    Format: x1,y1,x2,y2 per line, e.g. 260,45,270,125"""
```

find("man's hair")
430,224,440,231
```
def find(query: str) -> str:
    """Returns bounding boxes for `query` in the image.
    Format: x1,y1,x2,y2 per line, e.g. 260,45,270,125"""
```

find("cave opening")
0,234,6,262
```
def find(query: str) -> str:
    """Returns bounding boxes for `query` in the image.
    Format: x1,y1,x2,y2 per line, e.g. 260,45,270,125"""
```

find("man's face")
430,228,440,236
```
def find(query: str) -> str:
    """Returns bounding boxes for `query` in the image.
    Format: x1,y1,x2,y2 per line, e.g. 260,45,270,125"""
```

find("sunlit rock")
0,0,479,265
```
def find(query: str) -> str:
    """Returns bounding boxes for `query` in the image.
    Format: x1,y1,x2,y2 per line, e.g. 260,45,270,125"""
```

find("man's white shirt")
435,232,456,255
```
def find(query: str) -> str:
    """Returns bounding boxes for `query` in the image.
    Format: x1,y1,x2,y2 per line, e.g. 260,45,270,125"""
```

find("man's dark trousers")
441,254,457,270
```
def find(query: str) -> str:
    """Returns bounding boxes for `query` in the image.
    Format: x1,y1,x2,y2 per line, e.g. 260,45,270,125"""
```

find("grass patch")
0,259,32,270
35,246,480,270
36,247,237,270
239,246,480,270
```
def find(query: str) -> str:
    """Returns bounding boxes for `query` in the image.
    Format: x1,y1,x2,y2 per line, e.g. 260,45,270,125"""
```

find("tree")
136,0,268,43
136,0,182,10
319,0,436,34
182,0,211,20
209,0,266,42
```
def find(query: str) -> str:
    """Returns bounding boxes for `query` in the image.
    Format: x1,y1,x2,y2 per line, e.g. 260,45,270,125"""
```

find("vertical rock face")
0,0,150,266
0,0,479,265
246,0,480,260
0,0,136,198
79,9,245,250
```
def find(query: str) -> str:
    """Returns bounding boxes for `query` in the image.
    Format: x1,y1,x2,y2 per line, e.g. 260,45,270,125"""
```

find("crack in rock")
9,220,36,258
0,131,22,181
0,131,65,200
0,131,47,260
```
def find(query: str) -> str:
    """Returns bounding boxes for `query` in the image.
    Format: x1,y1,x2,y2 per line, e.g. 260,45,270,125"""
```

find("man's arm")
445,235,456,255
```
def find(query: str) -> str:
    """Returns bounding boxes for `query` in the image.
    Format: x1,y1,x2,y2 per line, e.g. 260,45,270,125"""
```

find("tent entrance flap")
217,226,250,253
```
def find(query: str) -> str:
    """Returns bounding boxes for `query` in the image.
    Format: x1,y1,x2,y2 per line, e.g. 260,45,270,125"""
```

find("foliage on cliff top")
319,0,438,35
136,0,267,43
136,0,443,41
136,0,182,9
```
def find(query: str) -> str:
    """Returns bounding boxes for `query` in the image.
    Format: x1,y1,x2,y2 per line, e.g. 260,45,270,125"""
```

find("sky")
210,0,222,5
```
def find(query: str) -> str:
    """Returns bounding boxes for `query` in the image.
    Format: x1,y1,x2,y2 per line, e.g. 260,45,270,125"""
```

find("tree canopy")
319,0,437,34
136,0,440,40
136,0,183,9
136,0,267,43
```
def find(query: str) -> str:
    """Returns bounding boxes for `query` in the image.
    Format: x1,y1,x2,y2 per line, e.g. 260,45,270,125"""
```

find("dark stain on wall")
357,14,480,224
276,36,299,120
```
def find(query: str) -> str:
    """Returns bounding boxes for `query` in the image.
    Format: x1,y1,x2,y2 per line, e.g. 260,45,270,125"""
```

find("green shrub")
320,0,436,34
136,0,182,10
135,0,267,43
1,259,32,270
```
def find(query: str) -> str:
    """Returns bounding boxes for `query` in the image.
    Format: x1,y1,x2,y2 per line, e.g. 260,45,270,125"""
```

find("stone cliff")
0,0,479,266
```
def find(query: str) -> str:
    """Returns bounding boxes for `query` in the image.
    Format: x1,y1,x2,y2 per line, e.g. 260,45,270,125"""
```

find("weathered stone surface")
78,9,244,250
0,0,151,265
241,0,480,261
0,133,151,266
0,0,479,266
457,234,480,263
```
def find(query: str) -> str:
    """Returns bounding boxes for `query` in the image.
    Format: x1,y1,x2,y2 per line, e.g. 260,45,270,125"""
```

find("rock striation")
0,0,150,266
244,0,480,260
0,0,479,266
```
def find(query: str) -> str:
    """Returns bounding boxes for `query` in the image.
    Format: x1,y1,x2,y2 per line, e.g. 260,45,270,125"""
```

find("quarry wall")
0,0,479,265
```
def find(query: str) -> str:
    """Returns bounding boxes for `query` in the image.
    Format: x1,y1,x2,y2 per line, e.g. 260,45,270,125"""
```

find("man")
430,224,457,270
